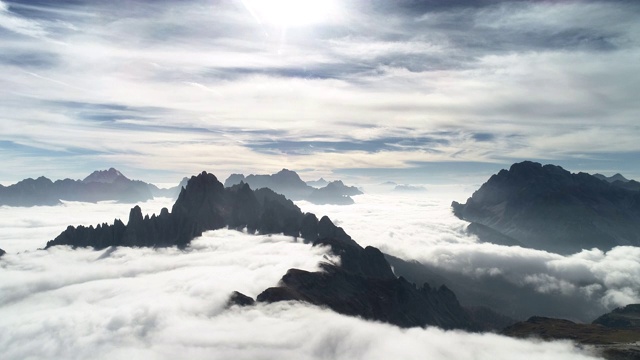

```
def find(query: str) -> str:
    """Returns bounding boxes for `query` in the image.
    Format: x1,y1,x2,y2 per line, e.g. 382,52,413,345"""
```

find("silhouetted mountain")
255,224,479,330
0,176,61,206
306,178,329,188
594,173,629,183
83,168,127,183
503,311,640,360
452,161,640,254
0,170,194,206
593,173,640,192
0,248,5,257
307,180,362,205
47,171,479,331
224,170,362,205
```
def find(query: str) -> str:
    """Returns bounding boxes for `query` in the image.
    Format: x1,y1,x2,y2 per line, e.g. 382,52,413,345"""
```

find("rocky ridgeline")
452,161,640,254
46,171,481,331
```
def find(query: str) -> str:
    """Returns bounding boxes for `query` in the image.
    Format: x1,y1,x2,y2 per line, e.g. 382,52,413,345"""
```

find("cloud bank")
299,187,640,320
0,200,601,359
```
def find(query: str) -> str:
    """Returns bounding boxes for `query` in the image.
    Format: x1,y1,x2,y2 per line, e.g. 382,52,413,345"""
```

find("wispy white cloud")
1,0,639,182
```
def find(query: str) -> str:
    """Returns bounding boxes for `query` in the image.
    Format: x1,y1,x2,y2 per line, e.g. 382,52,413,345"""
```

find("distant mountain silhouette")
452,161,640,254
0,170,189,207
224,170,362,205
47,171,482,331
82,168,127,183
306,177,329,188
593,173,630,183
393,184,427,192
593,173,640,192
0,248,5,257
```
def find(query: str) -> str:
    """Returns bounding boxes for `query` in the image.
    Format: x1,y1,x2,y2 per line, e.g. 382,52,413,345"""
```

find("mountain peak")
83,168,128,184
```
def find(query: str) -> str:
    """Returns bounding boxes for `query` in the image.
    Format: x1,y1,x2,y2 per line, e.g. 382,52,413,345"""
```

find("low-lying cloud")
0,198,605,359
299,187,640,320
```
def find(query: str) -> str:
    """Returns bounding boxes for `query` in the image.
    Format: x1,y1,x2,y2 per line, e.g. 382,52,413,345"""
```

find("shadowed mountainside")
452,161,640,254
503,306,640,360
384,253,604,323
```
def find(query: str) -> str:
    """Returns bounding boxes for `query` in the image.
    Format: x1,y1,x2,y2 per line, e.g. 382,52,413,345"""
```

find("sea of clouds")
0,190,622,359
299,185,640,317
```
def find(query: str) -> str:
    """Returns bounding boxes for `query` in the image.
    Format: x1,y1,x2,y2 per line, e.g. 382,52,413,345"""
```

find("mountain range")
0,168,187,207
7,162,640,358
452,161,640,254
224,169,362,205
45,171,504,331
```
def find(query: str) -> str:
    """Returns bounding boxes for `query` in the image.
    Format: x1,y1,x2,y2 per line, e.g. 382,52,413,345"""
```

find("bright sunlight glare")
241,0,340,27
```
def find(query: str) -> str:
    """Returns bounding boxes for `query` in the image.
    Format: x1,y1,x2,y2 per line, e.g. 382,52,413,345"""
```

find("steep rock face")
254,228,477,330
452,161,640,254
0,248,5,257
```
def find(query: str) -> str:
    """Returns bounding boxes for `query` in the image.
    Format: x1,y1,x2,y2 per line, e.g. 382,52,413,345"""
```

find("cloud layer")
1,0,640,182
298,187,640,320
0,199,602,359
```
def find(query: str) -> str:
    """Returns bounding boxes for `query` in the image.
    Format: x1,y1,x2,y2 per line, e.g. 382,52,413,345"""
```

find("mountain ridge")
452,161,640,254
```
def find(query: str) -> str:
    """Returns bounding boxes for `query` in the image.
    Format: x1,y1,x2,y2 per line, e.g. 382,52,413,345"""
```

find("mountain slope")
452,161,640,254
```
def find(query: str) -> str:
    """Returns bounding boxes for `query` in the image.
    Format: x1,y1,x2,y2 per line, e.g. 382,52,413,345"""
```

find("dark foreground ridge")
47,171,481,330
503,305,640,360
452,161,640,254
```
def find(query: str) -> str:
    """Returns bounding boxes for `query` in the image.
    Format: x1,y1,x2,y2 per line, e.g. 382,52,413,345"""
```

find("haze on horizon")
1,0,639,184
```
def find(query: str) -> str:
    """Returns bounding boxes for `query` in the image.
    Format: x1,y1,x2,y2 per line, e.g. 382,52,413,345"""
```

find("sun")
241,0,339,28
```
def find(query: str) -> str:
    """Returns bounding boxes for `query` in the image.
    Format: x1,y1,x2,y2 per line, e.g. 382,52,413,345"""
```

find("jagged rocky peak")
452,161,640,254
83,168,127,183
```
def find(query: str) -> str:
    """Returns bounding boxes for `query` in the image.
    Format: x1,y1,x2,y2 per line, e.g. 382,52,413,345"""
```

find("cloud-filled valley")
0,197,603,359
2,184,638,359
299,188,640,321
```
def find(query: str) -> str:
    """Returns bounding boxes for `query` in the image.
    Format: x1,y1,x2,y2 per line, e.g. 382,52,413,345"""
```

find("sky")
1,0,640,184
0,194,609,359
